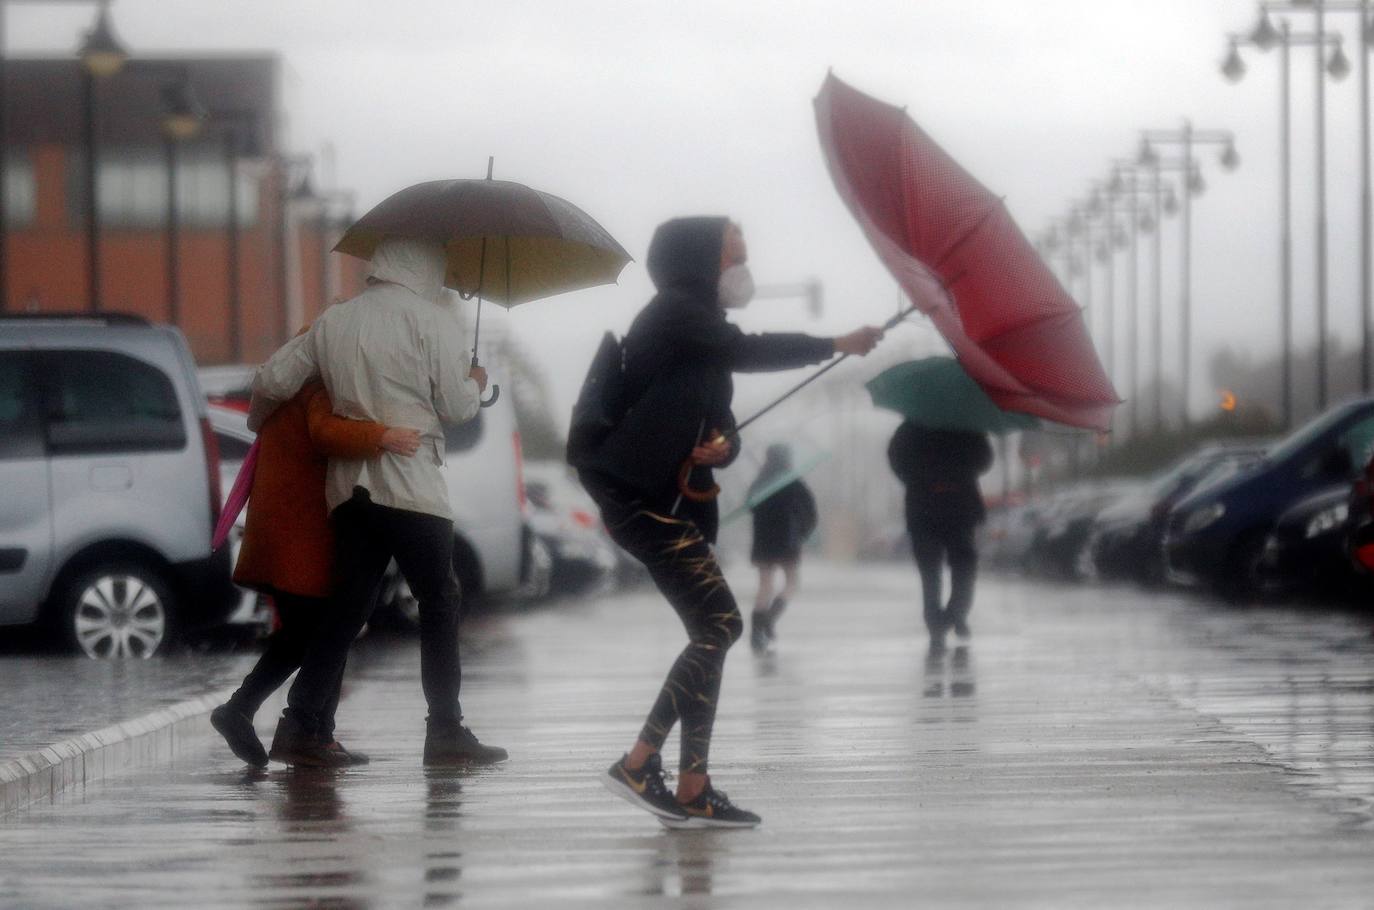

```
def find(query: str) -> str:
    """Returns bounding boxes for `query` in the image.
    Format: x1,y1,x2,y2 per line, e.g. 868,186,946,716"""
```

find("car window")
1338,416,1374,468
443,413,483,453
43,350,186,454
0,352,43,460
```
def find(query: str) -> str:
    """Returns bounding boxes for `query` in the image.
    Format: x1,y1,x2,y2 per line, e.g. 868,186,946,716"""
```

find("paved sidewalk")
2,563,1374,908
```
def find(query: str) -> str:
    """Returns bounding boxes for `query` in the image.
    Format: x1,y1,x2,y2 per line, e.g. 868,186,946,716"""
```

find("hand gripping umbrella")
815,73,1119,431
335,159,632,406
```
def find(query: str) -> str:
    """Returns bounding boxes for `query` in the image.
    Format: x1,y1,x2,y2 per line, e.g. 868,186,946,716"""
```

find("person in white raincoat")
248,236,508,767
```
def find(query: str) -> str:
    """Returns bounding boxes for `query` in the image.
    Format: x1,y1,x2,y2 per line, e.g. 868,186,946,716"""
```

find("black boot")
423,719,508,766
211,704,268,768
267,713,352,768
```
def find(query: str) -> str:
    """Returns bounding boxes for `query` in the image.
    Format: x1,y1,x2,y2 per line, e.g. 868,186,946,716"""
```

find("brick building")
0,54,366,365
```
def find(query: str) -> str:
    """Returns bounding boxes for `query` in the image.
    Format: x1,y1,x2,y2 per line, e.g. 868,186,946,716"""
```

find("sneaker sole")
601,773,689,821
658,813,760,830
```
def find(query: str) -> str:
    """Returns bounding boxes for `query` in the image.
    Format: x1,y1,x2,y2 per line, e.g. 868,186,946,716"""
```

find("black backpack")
566,331,628,468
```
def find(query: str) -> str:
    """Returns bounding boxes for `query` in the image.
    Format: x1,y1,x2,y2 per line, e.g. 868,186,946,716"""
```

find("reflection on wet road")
2,563,1374,907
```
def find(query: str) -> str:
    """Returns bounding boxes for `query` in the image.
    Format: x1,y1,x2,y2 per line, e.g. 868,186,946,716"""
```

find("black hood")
646,216,728,298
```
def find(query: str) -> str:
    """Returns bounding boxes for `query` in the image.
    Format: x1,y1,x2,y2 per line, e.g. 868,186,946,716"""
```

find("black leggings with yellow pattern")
583,474,743,775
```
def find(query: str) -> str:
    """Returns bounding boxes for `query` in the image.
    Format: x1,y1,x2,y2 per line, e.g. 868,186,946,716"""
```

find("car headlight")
1181,502,1226,535
1305,502,1349,539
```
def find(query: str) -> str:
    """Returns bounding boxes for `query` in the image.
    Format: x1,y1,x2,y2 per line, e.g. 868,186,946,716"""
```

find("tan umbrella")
334,161,632,404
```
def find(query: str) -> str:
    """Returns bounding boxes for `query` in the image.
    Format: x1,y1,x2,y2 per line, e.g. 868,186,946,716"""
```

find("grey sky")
10,0,1370,424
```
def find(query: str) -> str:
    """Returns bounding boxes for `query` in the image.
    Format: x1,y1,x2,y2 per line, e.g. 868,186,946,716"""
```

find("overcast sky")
12,0,1371,425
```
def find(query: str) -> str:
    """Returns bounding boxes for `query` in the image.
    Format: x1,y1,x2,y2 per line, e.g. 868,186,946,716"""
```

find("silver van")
0,315,239,657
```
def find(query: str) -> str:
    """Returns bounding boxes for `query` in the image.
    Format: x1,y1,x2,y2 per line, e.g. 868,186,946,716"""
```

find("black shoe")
424,721,508,765
211,704,268,768
602,752,687,821
951,617,971,639
267,713,352,768
662,780,761,829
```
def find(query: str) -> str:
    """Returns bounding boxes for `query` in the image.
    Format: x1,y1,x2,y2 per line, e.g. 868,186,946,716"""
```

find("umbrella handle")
676,457,721,503
480,384,501,408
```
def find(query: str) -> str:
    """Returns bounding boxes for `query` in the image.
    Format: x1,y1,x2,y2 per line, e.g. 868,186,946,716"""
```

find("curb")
0,686,235,817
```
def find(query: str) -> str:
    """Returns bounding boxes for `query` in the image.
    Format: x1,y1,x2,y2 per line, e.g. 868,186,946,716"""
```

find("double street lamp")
0,0,129,311
1138,123,1240,427
1223,4,1354,420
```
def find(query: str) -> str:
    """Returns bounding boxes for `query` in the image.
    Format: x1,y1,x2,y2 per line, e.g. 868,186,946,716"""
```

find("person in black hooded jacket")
887,421,994,652
576,216,882,828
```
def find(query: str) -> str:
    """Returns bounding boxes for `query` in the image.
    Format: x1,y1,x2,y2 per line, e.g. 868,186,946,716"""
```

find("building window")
66,145,258,229
4,153,37,228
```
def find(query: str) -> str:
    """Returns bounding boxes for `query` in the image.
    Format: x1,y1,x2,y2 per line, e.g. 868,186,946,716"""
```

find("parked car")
0,314,239,657
1166,398,1374,597
1258,484,1366,599
1090,445,1267,586
1026,482,1138,580
523,461,618,597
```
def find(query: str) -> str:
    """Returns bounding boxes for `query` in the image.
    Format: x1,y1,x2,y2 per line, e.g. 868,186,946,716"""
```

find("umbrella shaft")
728,303,919,442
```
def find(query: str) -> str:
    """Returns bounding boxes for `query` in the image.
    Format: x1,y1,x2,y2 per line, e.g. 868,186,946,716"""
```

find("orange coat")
233,382,386,598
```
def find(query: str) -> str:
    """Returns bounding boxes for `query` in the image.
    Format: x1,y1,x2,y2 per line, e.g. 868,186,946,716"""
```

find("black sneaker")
951,617,971,639
424,722,508,766
211,704,268,768
766,596,788,640
662,781,761,829
602,753,688,821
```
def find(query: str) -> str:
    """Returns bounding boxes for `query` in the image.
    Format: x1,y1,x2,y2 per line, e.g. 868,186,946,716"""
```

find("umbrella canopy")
815,73,1119,432
720,448,831,526
334,177,632,307
866,357,1040,435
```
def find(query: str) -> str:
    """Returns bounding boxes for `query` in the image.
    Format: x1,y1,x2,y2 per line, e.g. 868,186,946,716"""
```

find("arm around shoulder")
305,386,386,458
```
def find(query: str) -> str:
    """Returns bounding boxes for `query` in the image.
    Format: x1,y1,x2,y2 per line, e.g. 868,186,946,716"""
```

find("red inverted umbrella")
815,72,1119,431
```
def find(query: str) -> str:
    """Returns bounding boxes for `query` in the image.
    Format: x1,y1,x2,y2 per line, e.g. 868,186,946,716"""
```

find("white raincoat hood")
367,237,448,303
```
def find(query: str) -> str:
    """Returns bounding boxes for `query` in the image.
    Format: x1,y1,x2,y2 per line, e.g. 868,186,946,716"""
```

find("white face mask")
718,263,756,309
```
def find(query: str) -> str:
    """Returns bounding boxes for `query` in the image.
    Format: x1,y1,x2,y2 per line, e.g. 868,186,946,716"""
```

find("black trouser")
226,593,344,738
908,515,979,635
285,488,464,736
582,473,742,775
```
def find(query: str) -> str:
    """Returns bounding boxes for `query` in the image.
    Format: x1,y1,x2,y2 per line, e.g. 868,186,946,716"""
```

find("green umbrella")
720,449,831,526
865,357,1040,435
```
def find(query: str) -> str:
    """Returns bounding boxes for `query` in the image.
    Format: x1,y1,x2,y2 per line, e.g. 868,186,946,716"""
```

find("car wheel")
56,562,174,658
1220,531,1267,603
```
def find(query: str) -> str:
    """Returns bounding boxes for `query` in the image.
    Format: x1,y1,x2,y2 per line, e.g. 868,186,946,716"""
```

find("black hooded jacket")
577,217,835,506
887,422,994,527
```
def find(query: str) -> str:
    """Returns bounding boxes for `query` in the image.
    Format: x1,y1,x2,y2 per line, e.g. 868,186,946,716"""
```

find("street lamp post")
0,0,127,311
159,76,203,327
208,110,261,362
1108,164,1178,437
1138,124,1239,427
1222,17,1346,425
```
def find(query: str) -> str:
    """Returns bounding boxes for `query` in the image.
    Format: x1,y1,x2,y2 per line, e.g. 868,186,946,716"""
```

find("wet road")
2,563,1374,908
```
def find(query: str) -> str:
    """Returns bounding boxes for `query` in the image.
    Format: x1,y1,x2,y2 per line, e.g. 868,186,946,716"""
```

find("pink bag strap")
212,438,260,551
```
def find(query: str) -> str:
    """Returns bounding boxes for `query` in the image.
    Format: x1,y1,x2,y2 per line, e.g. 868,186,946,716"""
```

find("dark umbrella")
335,160,631,404
815,73,1119,431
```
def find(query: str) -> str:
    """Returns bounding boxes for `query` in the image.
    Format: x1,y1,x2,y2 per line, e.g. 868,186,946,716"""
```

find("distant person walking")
570,216,883,828
250,237,506,767
887,422,993,652
210,380,421,768
746,444,818,652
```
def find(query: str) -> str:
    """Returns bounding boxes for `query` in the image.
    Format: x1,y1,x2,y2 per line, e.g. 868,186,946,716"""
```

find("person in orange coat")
210,381,420,768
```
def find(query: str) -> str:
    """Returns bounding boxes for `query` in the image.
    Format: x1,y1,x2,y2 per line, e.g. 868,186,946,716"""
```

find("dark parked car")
1026,483,1137,580
1090,445,1266,586
1166,399,1374,597
1258,484,1367,599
